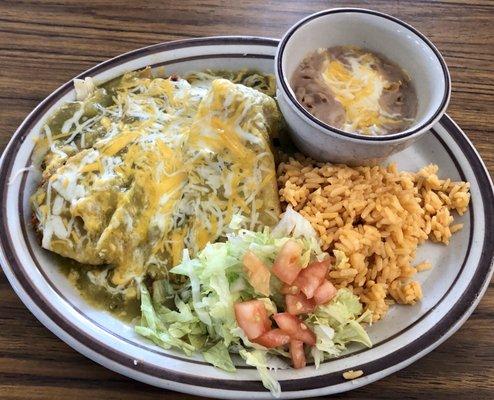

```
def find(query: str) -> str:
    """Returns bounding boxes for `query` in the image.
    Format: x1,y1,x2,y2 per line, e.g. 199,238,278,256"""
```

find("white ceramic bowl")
275,8,451,164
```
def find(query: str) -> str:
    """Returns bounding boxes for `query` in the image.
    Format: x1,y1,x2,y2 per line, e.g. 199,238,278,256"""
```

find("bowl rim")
276,7,451,142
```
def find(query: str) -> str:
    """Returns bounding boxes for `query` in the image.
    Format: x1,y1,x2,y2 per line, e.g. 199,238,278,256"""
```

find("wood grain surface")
0,1,493,399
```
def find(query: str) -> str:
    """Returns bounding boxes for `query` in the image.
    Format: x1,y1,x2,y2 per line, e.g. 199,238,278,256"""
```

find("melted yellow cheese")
101,131,142,156
32,71,280,287
181,79,277,254
171,228,186,266
80,161,101,173
322,55,395,134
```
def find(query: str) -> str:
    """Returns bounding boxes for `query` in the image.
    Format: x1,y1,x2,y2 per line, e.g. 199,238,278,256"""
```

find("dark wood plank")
0,1,492,399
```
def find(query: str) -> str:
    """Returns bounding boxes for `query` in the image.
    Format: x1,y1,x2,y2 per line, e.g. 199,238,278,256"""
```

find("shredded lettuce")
272,206,325,265
135,210,373,395
271,205,317,241
313,325,340,357
310,346,324,369
239,349,281,398
203,342,236,372
314,288,364,326
306,288,372,366
135,285,197,355
334,320,372,348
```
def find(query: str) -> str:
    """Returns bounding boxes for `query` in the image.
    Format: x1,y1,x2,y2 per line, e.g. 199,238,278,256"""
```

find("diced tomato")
243,251,271,296
234,300,271,340
280,284,300,295
289,340,306,369
313,280,338,305
273,313,316,346
272,240,303,285
285,293,315,315
294,258,331,299
254,329,291,348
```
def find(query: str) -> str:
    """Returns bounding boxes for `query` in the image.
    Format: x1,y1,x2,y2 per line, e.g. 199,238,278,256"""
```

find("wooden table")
0,1,492,399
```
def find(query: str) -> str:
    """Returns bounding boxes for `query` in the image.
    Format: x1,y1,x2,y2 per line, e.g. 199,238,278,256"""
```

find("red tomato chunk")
272,240,303,284
273,313,316,346
234,300,271,340
254,329,291,348
289,340,306,369
313,280,337,305
294,258,331,299
280,284,300,295
243,250,271,296
285,293,315,315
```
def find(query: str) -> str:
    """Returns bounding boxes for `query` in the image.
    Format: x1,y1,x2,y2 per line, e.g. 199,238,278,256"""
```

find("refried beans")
291,46,418,135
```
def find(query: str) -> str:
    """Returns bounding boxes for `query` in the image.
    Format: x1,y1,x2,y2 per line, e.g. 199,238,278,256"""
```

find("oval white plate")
0,36,493,399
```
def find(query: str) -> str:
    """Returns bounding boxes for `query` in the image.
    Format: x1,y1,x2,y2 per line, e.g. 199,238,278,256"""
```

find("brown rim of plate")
276,8,451,142
0,37,492,393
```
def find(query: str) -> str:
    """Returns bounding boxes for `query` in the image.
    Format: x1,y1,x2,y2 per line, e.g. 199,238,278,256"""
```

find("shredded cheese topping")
31,70,280,287
322,53,403,135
